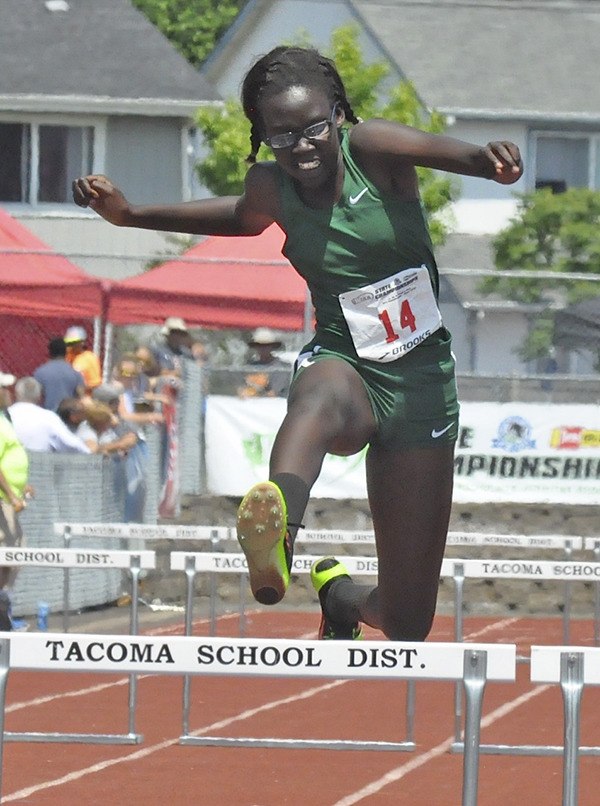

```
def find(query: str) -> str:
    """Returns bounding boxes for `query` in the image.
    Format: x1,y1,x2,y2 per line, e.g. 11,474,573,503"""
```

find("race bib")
339,266,442,362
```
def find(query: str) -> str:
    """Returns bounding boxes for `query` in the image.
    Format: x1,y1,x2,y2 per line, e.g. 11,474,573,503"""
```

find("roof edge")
0,95,223,117
438,106,600,124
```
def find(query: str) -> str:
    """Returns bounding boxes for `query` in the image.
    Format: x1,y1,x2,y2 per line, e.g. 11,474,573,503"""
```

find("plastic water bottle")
37,602,49,632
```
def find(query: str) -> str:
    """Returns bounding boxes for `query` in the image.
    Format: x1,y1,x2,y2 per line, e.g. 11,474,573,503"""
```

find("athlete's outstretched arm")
71,163,276,236
352,119,523,185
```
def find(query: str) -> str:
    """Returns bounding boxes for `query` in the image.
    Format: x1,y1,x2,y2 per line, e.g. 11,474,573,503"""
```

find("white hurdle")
54,522,233,634
0,548,156,746
56,523,590,640
0,634,516,806
531,645,600,806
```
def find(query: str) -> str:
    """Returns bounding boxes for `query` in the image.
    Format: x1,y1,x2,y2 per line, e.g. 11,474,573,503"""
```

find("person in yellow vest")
0,407,32,631
64,326,102,393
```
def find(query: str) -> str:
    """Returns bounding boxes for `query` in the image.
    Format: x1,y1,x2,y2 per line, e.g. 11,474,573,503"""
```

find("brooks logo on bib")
339,266,442,362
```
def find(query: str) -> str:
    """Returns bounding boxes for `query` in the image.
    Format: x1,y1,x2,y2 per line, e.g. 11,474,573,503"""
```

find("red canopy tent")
106,224,310,331
0,208,105,376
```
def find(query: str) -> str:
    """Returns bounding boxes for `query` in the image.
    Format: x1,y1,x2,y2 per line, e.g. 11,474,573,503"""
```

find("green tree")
132,0,242,67
194,25,457,244
480,188,600,360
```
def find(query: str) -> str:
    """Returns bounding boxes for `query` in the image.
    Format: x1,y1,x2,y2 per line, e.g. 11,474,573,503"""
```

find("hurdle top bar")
0,547,156,569
54,523,584,550
54,522,230,541
531,646,600,684
0,633,516,681
170,552,600,582
299,531,583,549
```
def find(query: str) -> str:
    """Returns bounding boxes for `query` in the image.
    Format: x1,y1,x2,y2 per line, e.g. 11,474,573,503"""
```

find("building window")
533,133,595,191
0,122,94,204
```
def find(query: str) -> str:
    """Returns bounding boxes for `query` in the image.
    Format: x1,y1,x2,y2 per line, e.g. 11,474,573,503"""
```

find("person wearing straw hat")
238,328,289,398
147,317,193,379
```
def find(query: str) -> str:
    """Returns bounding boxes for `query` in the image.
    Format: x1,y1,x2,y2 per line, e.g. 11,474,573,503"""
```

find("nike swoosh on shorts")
431,423,453,438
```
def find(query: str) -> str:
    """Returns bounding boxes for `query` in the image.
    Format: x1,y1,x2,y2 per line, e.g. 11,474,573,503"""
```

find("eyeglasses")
264,106,337,150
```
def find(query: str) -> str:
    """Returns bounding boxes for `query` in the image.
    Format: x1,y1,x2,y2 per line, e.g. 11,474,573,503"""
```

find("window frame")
0,113,106,206
530,129,599,191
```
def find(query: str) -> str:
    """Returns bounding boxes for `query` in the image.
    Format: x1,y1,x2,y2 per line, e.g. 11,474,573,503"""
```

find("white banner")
205,397,600,503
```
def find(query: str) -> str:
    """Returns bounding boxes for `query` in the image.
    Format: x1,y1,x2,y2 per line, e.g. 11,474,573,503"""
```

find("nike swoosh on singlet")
431,423,453,439
348,187,368,205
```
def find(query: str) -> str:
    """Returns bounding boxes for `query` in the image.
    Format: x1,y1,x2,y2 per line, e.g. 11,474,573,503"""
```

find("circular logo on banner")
492,416,536,453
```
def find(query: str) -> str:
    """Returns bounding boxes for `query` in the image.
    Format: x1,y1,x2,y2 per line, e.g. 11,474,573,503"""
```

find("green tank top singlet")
277,127,440,355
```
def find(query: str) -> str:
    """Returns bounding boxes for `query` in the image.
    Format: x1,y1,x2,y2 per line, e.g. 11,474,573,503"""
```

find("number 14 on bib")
339,266,442,363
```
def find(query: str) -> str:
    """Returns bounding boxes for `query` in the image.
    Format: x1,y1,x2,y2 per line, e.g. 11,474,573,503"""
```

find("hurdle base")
180,735,416,752
4,731,143,745
451,741,600,757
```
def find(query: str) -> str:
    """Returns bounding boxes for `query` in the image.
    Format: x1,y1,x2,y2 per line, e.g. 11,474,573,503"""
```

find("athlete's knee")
288,386,351,436
380,609,435,642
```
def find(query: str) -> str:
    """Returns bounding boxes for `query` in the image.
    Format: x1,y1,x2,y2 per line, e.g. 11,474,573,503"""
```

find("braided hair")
241,46,360,163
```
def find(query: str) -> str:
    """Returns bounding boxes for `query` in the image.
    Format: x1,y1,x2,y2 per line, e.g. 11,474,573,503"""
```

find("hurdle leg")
562,541,573,644
127,557,143,742
62,530,71,633
461,649,487,806
453,563,466,743
593,543,600,646
182,556,197,737
0,638,10,798
209,529,220,636
239,574,246,637
405,680,416,745
560,651,584,806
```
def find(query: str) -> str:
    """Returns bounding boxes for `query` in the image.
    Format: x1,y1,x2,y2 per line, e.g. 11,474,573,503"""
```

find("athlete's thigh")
366,442,455,596
286,357,377,453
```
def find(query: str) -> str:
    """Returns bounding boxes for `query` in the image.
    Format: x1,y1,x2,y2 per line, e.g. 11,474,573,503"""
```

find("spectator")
0,372,16,422
190,339,211,367
9,377,90,453
112,358,165,427
64,325,102,392
237,328,290,398
57,397,87,433
77,398,135,454
150,317,192,377
33,337,85,411
134,346,161,384
80,388,147,522
0,411,32,630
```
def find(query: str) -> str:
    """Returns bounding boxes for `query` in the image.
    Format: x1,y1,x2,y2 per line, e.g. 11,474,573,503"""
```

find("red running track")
2,612,600,805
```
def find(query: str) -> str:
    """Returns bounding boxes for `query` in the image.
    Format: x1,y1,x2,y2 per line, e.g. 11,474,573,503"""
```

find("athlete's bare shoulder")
234,161,283,232
348,120,419,198
244,161,282,218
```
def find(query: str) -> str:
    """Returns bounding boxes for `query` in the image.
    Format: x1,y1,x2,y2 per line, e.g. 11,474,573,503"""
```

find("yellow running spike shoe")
236,481,292,605
310,557,363,640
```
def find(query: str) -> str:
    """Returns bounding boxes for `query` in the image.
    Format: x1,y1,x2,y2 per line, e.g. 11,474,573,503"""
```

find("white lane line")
463,617,520,640
2,679,346,802
330,684,551,806
6,676,143,714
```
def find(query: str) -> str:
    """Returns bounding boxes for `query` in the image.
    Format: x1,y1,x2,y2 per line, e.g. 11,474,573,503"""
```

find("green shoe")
310,557,363,640
236,481,292,605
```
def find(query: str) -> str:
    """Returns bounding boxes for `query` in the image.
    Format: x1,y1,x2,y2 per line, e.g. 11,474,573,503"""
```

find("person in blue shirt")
33,338,85,412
